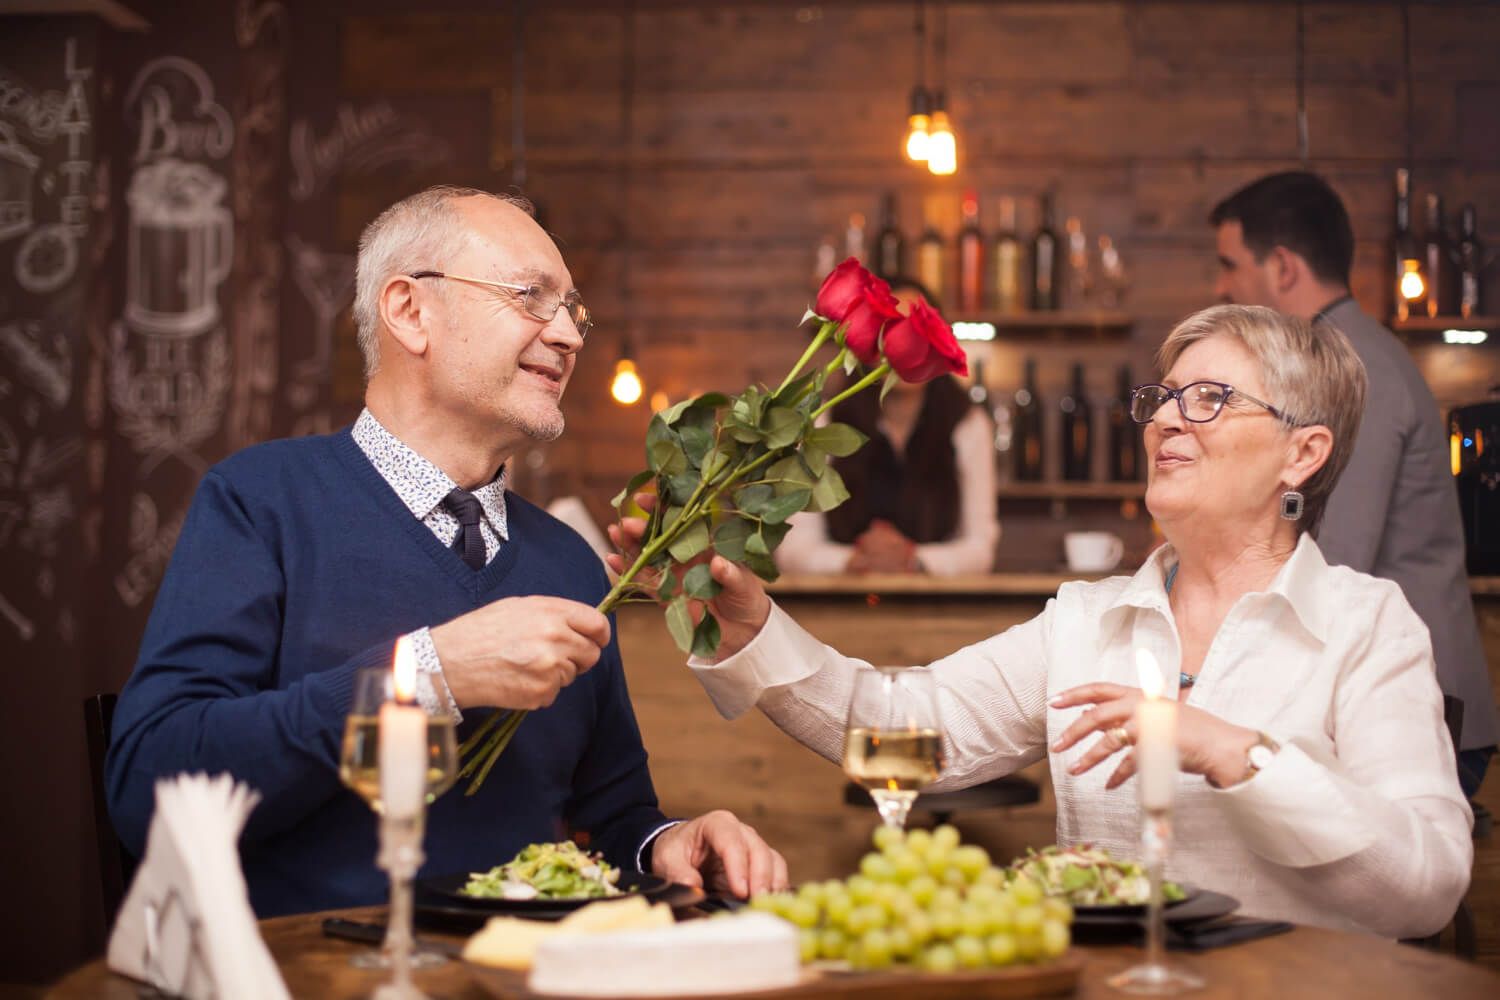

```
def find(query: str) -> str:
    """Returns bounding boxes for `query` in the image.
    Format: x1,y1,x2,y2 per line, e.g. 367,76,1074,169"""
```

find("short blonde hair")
1156,304,1367,536
352,185,534,378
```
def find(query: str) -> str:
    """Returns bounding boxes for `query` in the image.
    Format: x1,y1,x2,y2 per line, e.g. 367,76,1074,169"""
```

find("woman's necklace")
1163,564,1196,689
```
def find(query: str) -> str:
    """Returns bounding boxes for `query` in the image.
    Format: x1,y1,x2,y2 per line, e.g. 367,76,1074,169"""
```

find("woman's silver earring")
1280,490,1305,521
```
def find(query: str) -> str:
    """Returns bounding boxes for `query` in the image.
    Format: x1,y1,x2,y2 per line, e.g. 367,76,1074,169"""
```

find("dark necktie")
441,487,486,570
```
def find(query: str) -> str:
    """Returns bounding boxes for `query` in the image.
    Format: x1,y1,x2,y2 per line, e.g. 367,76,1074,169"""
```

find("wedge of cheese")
528,913,800,997
463,897,676,970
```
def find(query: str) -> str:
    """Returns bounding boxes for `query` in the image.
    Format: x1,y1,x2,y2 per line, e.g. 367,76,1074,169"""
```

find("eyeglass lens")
523,286,592,336
1131,383,1228,423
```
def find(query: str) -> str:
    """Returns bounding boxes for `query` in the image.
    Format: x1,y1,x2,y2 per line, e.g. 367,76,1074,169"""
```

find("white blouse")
689,534,1473,938
774,407,999,576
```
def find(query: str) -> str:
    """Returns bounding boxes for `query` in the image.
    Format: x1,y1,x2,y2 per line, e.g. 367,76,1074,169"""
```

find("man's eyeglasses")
409,270,592,339
1130,380,1291,425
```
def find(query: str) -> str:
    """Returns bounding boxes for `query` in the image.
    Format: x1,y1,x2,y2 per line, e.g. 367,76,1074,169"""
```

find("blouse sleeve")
913,407,1000,575
1208,587,1473,938
772,508,855,575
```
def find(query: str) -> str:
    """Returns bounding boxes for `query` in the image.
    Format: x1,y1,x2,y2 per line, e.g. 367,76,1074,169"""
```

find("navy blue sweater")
105,429,666,916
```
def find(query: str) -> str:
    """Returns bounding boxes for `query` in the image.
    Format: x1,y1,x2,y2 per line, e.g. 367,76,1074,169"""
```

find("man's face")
426,198,585,446
1214,221,1278,308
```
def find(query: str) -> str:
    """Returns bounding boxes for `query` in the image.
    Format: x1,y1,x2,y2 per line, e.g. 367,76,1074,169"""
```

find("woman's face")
1143,334,1295,535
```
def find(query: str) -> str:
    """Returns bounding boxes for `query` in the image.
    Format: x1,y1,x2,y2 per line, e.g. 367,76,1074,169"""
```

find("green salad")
462,841,624,901
1008,845,1186,907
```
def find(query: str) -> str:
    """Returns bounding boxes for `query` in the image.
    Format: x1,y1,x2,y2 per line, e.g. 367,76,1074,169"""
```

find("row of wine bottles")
817,191,1125,316
969,359,1145,485
1392,168,1486,319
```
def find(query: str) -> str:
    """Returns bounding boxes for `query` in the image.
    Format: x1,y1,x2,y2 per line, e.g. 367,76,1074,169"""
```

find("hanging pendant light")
611,1,643,407
611,350,644,406
903,2,931,162
925,4,956,176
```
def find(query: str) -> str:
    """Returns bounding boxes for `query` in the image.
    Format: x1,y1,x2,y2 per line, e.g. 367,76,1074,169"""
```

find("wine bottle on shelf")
957,190,985,313
1459,204,1484,319
1059,362,1093,482
1030,192,1060,311
875,193,905,279
968,358,990,408
1013,358,1044,482
918,197,945,302
992,195,1024,314
1393,169,1423,321
1423,192,1452,318
845,211,868,265
1108,363,1143,482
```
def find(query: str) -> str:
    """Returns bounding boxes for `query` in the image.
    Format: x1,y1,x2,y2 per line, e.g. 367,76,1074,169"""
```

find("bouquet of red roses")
459,260,967,792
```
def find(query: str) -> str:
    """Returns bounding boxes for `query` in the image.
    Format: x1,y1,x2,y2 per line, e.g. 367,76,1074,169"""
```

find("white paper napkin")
107,773,290,1000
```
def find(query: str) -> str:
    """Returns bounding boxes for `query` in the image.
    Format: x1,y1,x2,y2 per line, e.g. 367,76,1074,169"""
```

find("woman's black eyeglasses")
1130,381,1292,425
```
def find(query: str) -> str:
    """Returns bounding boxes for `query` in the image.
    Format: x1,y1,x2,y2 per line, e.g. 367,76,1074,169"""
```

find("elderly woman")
618,304,1472,938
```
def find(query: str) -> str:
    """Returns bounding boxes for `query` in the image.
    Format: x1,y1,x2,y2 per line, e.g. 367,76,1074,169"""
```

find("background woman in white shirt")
775,280,999,576
613,304,1472,938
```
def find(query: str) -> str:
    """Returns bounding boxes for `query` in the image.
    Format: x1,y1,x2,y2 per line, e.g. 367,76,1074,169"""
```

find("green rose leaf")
764,406,805,450
760,488,811,525
701,446,731,482
767,454,816,494
712,517,754,561
800,444,828,477
665,596,695,654
761,520,792,551
658,567,680,600
879,369,901,403
733,483,774,516
692,391,731,410
773,371,818,407
808,464,851,512
647,419,688,475
691,611,721,658
660,504,685,533
667,518,711,562
610,469,655,510
659,399,693,427
682,562,722,600
806,422,867,457
663,472,699,506
678,424,713,468
745,547,780,582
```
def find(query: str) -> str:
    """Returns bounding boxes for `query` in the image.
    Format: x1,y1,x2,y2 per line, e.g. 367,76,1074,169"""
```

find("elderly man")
106,185,787,916
1209,170,1498,801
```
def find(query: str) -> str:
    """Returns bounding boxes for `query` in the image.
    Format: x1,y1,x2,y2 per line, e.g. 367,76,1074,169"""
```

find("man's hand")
649,810,789,899
430,596,611,710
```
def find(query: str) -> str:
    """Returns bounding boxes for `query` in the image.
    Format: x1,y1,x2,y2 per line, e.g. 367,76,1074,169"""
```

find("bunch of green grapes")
748,824,1072,973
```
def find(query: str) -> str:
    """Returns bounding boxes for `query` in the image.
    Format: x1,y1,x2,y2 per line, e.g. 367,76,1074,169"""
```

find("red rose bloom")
841,278,902,367
813,258,872,323
882,299,968,382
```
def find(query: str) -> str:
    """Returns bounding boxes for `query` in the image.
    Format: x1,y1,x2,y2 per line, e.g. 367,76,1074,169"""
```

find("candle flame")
1135,648,1163,700
393,636,417,704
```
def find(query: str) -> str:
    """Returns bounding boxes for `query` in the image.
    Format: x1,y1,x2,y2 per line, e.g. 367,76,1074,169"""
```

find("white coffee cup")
1064,531,1124,573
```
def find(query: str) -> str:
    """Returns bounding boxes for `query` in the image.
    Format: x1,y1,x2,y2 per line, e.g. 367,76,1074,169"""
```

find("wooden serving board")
466,951,1083,999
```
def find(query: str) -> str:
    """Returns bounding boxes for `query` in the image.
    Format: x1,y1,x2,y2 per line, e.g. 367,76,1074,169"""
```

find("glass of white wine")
843,666,945,830
339,666,458,972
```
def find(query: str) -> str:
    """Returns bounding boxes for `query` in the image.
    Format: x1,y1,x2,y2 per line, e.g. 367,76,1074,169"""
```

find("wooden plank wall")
338,1,1500,549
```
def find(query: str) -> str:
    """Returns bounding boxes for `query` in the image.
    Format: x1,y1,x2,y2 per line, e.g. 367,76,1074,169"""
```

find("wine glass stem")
872,790,917,830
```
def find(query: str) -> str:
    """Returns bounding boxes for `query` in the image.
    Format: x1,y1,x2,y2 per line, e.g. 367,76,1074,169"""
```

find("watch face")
1248,744,1275,770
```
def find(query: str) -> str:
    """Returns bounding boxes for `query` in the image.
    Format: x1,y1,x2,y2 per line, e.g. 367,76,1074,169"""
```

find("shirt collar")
1102,533,1330,644
352,408,509,540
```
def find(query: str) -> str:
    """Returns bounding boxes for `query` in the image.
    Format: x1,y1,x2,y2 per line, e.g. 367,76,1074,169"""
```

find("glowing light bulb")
926,112,956,176
904,113,931,161
610,358,643,406
1399,261,1426,302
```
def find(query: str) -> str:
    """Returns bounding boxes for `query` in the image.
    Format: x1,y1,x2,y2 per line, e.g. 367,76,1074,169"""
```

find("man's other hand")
649,809,789,899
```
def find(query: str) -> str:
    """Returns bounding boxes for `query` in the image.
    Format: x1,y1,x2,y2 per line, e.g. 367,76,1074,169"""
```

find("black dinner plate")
1070,888,1239,930
1070,884,1201,918
417,870,672,919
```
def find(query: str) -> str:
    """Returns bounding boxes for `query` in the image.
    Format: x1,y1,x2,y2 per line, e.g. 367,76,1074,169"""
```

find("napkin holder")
107,773,290,1000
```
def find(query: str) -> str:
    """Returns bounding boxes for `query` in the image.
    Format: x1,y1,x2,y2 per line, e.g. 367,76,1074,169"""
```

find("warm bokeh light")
926,112,956,175
1135,648,1162,700
610,359,643,406
393,635,417,703
649,390,670,412
1399,261,1426,301
904,113,931,162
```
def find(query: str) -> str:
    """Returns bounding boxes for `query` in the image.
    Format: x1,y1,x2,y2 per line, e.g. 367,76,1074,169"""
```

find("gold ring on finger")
1107,725,1132,747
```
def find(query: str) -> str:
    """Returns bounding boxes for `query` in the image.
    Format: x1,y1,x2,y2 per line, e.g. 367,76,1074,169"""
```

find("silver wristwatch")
1245,731,1280,778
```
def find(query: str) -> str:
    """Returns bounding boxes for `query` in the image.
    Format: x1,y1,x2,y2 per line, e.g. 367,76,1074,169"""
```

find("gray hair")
1156,304,1367,536
352,185,535,378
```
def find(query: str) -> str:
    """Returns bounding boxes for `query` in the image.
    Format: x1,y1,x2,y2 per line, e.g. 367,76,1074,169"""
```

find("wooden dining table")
47,904,1500,999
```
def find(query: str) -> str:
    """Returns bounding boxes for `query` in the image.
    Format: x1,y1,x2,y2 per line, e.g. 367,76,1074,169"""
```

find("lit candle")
379,637,427,818
1133,648,1177,812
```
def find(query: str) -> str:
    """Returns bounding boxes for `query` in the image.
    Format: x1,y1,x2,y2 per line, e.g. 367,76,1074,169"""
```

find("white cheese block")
528,913,800,997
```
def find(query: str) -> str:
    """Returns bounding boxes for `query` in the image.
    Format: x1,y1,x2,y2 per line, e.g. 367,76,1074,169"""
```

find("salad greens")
1008,845,1186,907
462,841,625,901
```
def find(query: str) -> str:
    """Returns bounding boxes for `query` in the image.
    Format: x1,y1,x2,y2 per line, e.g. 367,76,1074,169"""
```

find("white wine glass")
338,666,459,971
842,666,945,830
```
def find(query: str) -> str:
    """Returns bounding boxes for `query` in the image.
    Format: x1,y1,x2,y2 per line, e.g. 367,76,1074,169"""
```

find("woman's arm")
913,408,1000,575
772,508,857,575
1209,593,1472,938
